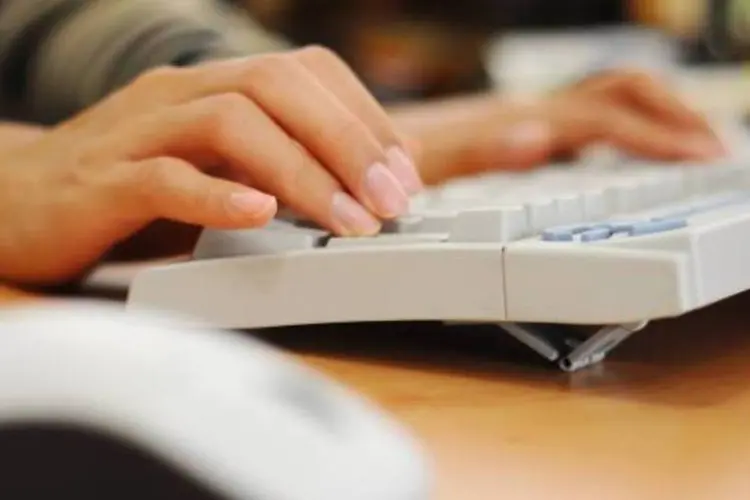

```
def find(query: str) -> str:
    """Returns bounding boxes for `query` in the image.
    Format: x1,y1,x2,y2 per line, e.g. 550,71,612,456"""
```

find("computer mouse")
0,302,431,500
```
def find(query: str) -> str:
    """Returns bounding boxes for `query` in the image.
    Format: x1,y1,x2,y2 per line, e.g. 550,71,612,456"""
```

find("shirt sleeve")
0,0,291,124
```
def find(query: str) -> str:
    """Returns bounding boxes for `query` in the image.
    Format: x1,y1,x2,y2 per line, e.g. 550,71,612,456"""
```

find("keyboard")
126,123,750,371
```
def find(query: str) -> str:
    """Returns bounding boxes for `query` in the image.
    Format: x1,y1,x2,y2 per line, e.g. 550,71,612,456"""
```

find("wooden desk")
259,295,750,500
3,284,750,500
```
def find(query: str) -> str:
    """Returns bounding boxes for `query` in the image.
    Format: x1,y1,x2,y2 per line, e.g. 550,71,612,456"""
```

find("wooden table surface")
3,283,750,500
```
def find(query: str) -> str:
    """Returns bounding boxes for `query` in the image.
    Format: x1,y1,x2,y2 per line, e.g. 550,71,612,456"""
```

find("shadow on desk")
250,291,750,409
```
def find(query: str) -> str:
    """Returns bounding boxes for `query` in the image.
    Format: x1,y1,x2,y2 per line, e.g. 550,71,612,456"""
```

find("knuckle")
245,53,293,84
207,92,248,114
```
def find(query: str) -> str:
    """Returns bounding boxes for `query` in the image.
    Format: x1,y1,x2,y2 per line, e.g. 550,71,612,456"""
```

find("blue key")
627,218,687,236
652,193,750,221
580,227,613,242
541,228,575,241
608,220,642,232
542,223,609,242
543,218,686,243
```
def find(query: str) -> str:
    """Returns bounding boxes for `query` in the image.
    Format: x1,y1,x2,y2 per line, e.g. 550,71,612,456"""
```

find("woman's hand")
0,47,423,286
392,69,726,184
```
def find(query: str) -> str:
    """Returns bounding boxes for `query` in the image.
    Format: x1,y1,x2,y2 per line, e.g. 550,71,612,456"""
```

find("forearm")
0,0,290,125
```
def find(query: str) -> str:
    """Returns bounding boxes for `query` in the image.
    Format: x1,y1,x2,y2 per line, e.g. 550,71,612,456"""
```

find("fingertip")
226,190,278,224
385,145,424,195
331,191,381,236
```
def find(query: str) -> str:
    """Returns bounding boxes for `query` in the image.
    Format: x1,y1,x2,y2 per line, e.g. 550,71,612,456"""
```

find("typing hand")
0,47,422,286
393,69,726,184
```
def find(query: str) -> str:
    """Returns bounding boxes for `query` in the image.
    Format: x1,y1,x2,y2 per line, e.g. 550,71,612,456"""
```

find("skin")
391,68,724,184
0,49,725,287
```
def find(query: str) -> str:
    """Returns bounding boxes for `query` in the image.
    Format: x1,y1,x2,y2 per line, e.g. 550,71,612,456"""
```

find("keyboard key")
525,199,558,233
541,223,607,242
649,192,750,221
609,220,643,232
381,215,423,233
580,227,612,242
194,226,328,259
626,218,687,236
542,217,686,242
388,210,457,234
326,233,447,247
553,195,585,226
581,190,608,221
605,181,641,213
449,207,528,243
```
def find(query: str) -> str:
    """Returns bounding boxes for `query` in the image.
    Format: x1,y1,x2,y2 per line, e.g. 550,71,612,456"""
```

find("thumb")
124,157,278,229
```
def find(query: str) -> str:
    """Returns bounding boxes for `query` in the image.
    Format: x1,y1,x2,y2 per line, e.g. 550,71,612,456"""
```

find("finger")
574,69,720,138
102,94,382,236
293,46,423,193
551,101,720,161
236,53,411,217
122,55,412,218
122,157,277,229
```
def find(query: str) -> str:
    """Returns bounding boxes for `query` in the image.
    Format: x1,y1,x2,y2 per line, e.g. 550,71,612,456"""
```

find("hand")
0,47,423,286
392,69,725,184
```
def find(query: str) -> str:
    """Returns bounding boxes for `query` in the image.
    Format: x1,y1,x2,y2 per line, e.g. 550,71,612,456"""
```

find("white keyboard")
126,125,750,371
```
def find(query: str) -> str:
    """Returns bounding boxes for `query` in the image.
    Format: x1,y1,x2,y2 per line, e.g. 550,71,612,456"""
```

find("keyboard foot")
497,321,648,371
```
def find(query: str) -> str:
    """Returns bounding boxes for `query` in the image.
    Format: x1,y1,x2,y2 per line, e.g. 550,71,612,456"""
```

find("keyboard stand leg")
497,321,648,372
496,323,562,362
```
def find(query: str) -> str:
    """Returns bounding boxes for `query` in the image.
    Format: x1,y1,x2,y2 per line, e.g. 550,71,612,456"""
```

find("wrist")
0,123,47,153
389,93,543,184
388,93,502,184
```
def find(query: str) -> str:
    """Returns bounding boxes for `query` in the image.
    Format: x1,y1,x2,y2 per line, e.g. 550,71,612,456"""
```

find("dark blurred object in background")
692,0,750,63
231,0,749,101
633,0,750,64
231,0,627,101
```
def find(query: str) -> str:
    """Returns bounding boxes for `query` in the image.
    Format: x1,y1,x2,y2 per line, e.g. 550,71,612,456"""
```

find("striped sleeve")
0,0,290,124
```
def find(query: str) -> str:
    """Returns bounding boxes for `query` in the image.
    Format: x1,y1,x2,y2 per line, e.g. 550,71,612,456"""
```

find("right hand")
0,46,423,285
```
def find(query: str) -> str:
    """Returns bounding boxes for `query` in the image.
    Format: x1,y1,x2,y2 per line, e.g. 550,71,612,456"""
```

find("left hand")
391,69,726,185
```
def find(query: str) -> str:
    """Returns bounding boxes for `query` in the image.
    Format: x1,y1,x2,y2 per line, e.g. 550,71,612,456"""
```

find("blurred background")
223,0,750,103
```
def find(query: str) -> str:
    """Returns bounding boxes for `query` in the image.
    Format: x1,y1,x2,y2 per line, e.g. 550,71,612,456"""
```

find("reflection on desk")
264,291,750,500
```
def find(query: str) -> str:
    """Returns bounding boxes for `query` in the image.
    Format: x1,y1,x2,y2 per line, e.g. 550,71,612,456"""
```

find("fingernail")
228,191,276,215
332,192,381,235
385,146,423,194
504,121,551,148
363,162,409,217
